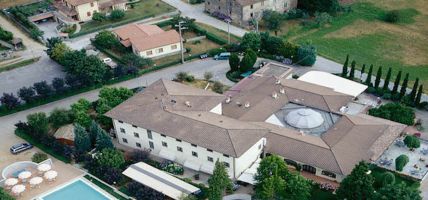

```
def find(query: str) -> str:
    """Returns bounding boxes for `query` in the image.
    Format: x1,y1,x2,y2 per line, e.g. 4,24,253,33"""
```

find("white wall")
209,103,222,115
235,138,265,177
135,42,181,59
76,2,99,22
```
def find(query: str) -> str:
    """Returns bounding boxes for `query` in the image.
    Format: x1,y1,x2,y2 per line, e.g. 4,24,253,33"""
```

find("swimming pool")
41,179,111,200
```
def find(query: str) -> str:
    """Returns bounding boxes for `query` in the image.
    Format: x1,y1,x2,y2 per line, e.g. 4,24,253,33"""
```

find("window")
147,130,152,139
132,125,137,128
191,144,197,147
223,154,229,158
176,139,182,142
321,170,336,178
218,6,220,10
192,151,198,157
134,132,139,138
208,1,210,5
161,134,166,137
158,48,163,53
120,128,125,133
250,4,253,9
122,138,128,143
177,146,183,152
223,162,230,168
149,141,154,149
250,13,254,17
302,165,316,174
207,156,213,162
207,148,213,152
136,142,141,148
171,45,177,50
87,12,91,17
146,50,153,56
118,120,123,123
90,2,94,7
162,142,168,147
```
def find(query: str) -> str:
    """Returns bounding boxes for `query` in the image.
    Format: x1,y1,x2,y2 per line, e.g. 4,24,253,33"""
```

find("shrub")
240,49,257,72
404,135,421,149
296,44,317,66
185,74,195,82
0,93,20,110
32,152,48,163
212,81,224,94
0,27,13,41
49,108,74,128
207,48,226,57
368,103,415,125
175,71,188,82
385,10,400,23
33,81,53,98
52,78,66,93
92,12,106,22
18,86,36,103
229,53,240,72
381,172,395,186
204,72,213,81
395,154,409,171
109,10,125,20
314,12,333,27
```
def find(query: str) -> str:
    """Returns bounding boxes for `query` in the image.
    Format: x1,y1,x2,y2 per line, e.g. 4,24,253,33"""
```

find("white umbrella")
37,163,51,172
11,184,25,195
44,170,58,180
29,176,43,185
5,178,18,187
18,171,32,180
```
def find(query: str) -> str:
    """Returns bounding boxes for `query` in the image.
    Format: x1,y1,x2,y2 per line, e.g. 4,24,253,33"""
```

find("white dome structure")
285,108,324,129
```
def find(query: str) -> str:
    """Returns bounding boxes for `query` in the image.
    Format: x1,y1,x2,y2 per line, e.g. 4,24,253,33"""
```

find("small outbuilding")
53,124,74,145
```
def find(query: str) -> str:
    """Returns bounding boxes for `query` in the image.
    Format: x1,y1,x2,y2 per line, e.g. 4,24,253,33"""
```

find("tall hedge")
395,154,409,171
404,135,420,149
368,103,415,125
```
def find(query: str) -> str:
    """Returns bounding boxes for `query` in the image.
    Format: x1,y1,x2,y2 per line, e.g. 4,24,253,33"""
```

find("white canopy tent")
37,163,51,172
123,162,200,200
44,170,58,180
158,149,177,161
5,178,18,187
18,171,31,180
298,71,367,97
11,184,25,195
183,160,201,171
29,177,43,187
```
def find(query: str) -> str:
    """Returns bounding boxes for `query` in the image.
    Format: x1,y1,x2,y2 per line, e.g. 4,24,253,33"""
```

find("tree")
395,154,409,171
298,0,340,14
374,66,382,89
33,81,53,97
212,81,224,94
296,43,317,66
404,135,420,149
128,149,150,163
258,169,286,200
32,152,48,163
336,161,374,200
262,10,284,35
383,67,392,91
410,78,419,102
360,64,366,79
51,42,71,62
240,32,261,51
381,172,395,186
96,148,125,169
229,53,240,72
170,16,196,33
342,54,349,77
18,86,36,103
49,108,74,128
96,87,133,125
204,72,213,81
399,73,409,99
95,128,114,151
0,93,20,109
110,9,125,20
368,103,415,125
373,182,421,200
415,85,423,105
208,161,232,200
264,36,286,55
240,49,257,72
27,112,49,137
74,124,91,153
365,64,373,86
94,31,120,49
0,27,13,41
52,77,66,93
0,187,14,200
46,37,62,58
392,71,402,95
122,53,153,68
92,12,106,22
62,50,107,85
349,60,356,79
71,99,92,128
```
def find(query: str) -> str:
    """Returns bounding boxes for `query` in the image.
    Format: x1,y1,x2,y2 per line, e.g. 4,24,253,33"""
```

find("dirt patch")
364,0,428,15
0,0,38,8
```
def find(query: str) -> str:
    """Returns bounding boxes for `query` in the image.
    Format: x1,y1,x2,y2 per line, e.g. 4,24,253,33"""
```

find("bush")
314,12,333,27
32,152,48,163
404,135,421,149
286,8,305,19
92,12,106,22
109,10,125,20
204,72,213,81
49,108,74,128
0,93,20,110
368,103,415,125
381,172,395,186
212,81,224,94
229,53,240,72
395,154,409,171
175,71,188,82
296,44,317,66
240,49,257,72
0,27,13,41
185,74,195,82
385,10,400,23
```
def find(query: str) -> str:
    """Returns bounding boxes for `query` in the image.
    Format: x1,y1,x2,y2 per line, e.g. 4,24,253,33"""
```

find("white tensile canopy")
298,71,367,97
44,170,58,180
37,163,51,172
11,184,25,194
237,158,261,185
5,178,18,186
123,162,200,200
286,108,324,129
29,176,43,185
18,171,32,180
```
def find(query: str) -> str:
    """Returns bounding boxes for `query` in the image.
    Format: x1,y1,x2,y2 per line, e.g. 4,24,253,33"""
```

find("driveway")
36,21,60,40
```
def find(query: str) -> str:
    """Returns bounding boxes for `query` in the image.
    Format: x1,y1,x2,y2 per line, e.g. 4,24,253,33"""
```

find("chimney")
272,92,278,99
244,101,250,108
236,101,242,107
185,101,191,107
275,79,281,85
279,88,285,94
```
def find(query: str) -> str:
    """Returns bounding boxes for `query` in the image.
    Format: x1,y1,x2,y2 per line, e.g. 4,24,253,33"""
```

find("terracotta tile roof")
65,0,95,6
113,24,180,52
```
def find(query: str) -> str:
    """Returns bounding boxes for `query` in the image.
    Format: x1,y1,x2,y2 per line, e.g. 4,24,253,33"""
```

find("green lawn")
76,0,175,37
370,165,420,190
285,0,428,91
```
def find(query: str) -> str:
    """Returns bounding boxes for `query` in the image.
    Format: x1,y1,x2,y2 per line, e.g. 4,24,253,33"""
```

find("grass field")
196,22,241,43
284,0,428,90
0,0,38,8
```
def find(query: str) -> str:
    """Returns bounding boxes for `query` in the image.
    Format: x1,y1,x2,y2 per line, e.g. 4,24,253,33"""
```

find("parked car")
214,52,231,60
199,53,208,59
10,143,33,154
232,182,240,191
102,57,117,68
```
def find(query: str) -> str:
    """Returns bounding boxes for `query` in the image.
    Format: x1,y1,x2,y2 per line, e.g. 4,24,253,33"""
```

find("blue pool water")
42,180,110,200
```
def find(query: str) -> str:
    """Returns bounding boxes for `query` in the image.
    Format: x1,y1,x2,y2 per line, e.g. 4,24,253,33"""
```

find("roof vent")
244,101,250,108
236,101,242,107
272,92,278,99
185,101,191,107
279,88,285,94
171,99,176,104
275,79,281,85
339,106,348,113
225,96,231,104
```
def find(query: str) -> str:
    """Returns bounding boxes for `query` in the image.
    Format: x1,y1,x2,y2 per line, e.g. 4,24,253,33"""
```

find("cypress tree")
342,54,349,77
392,71,402,95
410,78,419,102
383,68,392,91
415,85,423,105
399,73,409,99
365,64,373,86
374,67,382,89
349,60,356,80
360,64,366,80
